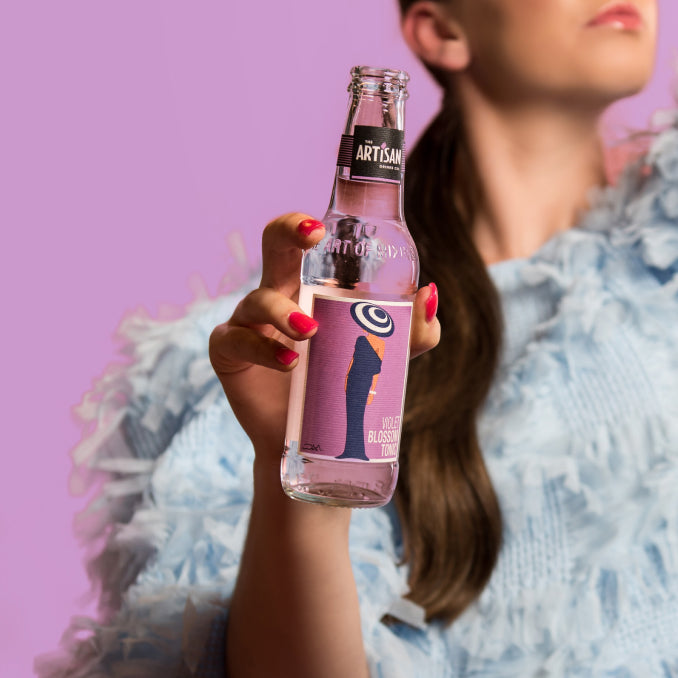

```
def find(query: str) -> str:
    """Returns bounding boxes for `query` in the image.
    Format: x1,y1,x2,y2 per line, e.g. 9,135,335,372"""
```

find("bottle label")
337,125,405,184
298,293,412,463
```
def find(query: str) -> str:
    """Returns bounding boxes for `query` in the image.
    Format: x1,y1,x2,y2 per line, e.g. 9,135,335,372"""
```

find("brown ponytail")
397,99,504,622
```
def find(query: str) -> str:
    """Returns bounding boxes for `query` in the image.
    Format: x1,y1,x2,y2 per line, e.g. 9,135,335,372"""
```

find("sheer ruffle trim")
35,288,248,677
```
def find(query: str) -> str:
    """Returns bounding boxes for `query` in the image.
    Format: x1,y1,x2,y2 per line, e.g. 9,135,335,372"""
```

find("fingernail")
298,218,324,236
425,283,438,323
289,311,319,334
275,347,299,366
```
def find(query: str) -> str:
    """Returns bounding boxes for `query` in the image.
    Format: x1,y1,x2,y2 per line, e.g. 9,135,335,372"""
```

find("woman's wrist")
251,454,352,531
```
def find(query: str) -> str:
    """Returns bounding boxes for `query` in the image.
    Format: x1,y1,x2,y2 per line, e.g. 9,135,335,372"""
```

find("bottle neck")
329,92,405,221
331,175,402,220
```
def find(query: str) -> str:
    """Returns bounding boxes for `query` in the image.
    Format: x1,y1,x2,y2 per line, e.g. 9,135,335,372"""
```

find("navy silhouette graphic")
337,303,394,461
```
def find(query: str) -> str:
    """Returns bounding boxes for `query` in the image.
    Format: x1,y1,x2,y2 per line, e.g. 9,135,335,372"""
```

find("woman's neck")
456,82,607,265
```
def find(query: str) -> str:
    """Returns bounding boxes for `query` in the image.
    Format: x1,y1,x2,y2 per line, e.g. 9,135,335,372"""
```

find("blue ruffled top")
36,120,678,677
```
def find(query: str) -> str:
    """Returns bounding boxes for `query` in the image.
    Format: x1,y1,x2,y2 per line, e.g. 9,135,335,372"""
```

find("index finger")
260,212,326,294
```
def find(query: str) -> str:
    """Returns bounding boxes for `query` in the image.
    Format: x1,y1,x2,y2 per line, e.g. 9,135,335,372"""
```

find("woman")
40,0,677,676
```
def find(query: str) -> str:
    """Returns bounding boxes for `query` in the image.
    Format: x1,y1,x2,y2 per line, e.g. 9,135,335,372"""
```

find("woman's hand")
209,212,441,463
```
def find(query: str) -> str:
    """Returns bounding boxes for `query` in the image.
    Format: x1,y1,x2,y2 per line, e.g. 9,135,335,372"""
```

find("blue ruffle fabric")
439,122,678,676
36,115,678,677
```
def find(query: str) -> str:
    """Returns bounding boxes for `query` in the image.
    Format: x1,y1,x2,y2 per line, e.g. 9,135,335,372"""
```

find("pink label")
299,294,412,463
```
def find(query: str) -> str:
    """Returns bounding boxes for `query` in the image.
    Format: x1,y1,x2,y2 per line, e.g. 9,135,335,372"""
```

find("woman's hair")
396,0,504,624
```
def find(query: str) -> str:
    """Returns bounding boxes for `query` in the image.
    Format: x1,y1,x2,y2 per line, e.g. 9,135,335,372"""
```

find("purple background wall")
1,1,676,675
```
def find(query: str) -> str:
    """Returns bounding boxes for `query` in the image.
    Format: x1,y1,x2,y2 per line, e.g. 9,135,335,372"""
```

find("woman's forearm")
226,459,369,678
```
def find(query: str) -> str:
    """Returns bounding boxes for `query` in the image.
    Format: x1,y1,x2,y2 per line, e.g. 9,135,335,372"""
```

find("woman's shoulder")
70,279,252,479
36,279,258,677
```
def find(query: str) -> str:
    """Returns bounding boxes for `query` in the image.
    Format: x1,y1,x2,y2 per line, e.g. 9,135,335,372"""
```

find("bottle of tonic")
281,66,419,508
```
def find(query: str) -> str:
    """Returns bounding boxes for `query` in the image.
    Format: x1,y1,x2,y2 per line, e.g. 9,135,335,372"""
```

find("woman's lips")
587,2,643,29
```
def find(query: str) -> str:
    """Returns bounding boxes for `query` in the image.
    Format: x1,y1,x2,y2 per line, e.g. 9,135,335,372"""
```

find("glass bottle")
281,66,418,508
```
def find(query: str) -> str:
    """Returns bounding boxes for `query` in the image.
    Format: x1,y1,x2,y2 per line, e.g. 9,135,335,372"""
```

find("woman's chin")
561,64,655,111
589,73,654,107
579,42,656,103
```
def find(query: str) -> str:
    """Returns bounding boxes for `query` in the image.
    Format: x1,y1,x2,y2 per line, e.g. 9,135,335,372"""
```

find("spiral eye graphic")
350,302,395,337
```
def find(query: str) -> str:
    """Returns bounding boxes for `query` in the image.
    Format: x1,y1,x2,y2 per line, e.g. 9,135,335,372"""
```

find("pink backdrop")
2,1,676,675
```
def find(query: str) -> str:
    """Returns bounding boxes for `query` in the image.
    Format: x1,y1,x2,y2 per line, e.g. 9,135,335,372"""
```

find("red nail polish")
298,219,324,236
425,283,438,322
289,311,319,334
275,347,299,366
